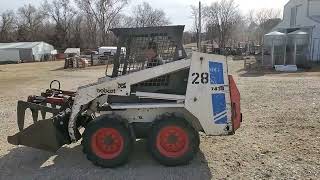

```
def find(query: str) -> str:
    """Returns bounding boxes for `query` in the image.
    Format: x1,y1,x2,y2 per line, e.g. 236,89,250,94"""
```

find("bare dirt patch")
0,60,319,179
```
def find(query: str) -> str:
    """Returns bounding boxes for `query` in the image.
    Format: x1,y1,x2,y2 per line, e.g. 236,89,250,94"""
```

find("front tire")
82,117,133,168
148,118,200,166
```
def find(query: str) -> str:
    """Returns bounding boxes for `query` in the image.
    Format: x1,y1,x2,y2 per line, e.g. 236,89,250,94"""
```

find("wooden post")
122,38,131,75
198,1,201,52
284,38,287,65
261,38,264,66
271,40,275,66
294,42,297,65
91,53,94,66
112,37,124,77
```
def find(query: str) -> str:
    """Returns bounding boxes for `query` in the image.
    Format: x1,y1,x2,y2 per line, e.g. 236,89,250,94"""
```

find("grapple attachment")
16,100,61,131
7,81,75,152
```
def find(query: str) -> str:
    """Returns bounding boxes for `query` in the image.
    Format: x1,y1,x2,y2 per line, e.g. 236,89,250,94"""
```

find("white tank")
287,30,309,45
264,31,286,46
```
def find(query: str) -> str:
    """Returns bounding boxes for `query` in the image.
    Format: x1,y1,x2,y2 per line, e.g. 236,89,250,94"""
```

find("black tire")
82,116,133,168
148,118,200,166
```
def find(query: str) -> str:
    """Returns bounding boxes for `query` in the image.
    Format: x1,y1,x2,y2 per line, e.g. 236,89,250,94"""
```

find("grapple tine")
17,101,61,131
17,101,28,131
41,111,47,120
51,104,58,116
41,102,47,119
31,109,39,123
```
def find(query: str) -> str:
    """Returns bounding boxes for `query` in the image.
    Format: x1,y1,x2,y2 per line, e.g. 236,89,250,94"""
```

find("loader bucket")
8,103,71,152
7,119,68,152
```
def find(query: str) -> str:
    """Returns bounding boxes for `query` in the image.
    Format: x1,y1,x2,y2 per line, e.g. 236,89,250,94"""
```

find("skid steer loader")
8,26,242,167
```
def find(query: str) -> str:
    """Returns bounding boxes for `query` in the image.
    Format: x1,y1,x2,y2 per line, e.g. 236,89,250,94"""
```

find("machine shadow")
0,140,212,180
50,67,81,72
51,67,65,71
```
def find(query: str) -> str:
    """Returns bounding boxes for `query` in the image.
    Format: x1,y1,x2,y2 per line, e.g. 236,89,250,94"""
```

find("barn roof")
64,48,80,54
0,42,46,49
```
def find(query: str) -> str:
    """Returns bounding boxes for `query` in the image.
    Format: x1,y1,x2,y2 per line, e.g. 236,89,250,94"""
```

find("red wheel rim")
156,126,189,158
91,128,124,159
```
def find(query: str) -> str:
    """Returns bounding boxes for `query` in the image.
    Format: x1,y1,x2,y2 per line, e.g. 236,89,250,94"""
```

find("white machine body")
68,52,240,141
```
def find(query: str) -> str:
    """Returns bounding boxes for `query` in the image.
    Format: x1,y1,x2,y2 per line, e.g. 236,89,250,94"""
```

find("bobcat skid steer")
8,26,242,167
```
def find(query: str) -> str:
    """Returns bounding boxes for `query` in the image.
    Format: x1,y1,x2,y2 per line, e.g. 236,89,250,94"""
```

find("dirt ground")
0,60,319,180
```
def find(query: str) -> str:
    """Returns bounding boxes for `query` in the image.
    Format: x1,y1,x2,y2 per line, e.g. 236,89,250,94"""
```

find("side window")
309,0,320,17
290,7,297,27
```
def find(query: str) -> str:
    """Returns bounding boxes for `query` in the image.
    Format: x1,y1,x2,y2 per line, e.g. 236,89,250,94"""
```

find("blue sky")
0,0,289,30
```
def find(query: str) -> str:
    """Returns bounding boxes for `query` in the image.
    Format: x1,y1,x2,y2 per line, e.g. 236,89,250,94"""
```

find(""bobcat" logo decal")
97,88,116,94
117,82,127,89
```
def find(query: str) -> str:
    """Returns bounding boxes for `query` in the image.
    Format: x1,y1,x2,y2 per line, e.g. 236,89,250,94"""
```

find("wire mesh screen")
108,26,186,79
133,75,170,87
116,34,177,76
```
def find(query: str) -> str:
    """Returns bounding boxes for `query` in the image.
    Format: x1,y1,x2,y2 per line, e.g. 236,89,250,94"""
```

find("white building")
0,41,54,63
64,48,81,56
98,47,126,56
273,0,320,62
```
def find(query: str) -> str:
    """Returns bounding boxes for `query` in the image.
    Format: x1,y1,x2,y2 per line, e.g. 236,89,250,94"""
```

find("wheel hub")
167,134,178,144
156,126,189,158
104,135,114,145
91,128,124,159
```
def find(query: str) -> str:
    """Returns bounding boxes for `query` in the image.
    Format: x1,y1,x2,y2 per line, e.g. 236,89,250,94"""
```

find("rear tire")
82,116,133,168
148,118,200,166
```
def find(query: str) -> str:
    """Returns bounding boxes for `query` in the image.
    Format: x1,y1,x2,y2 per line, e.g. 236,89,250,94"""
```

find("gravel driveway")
0,60,319,179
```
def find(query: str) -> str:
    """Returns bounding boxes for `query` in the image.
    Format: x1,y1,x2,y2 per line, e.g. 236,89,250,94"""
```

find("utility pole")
198,1,202,52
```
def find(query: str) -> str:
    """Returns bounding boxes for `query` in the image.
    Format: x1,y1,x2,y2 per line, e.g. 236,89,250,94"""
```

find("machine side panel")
68,59,191,141
212,93,228,124
185,52,232,135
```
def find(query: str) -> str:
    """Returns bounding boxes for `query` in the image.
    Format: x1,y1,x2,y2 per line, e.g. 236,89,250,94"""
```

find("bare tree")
204,0,242,48
0,11,16,42
118,15,135,28
76,0,129,46
70,15,83,48
38,21,56,45
43,0,77,48
254,8,281,44
190,5,200,35
82,14,99,48
187,5,202,45
132,2,170,27
183,31,195,45
255,9,281,26
16,4,46,41
0,0,173,48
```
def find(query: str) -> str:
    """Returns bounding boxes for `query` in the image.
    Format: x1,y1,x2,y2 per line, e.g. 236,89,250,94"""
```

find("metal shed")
0,42,54,63
64,48,81,56
273,0,320,63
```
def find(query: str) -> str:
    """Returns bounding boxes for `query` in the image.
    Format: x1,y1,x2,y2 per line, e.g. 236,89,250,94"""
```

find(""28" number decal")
192,72,209,84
